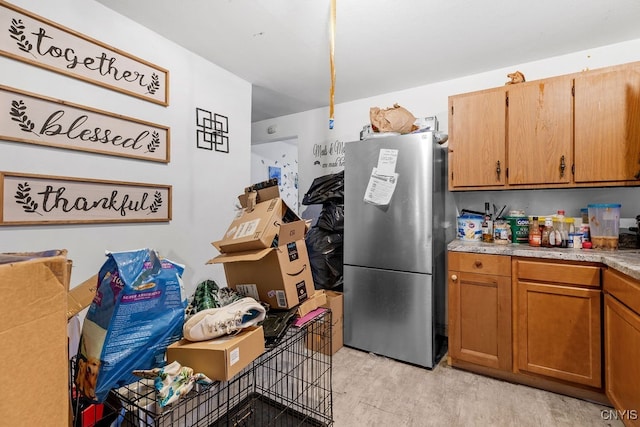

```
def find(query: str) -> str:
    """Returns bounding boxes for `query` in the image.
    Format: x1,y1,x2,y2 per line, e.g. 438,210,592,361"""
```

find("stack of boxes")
168,184,343,381
208,184,316,310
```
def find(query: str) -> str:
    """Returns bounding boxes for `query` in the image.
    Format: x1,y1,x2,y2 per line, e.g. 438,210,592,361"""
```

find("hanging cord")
329,0,336,129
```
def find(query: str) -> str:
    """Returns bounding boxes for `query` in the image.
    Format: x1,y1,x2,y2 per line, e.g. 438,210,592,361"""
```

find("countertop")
448,240,640,281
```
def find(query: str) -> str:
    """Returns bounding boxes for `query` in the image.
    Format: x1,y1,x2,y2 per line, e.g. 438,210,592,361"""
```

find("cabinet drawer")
515,259,601,288
604,269,640,314
448,252,510,276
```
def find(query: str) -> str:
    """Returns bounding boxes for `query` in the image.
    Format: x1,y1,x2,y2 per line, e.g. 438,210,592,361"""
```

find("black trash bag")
305,226,344,291
302,170,344,205
317,202,344,233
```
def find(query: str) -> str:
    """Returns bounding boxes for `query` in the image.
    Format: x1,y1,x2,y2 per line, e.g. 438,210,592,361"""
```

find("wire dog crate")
70,310,333,427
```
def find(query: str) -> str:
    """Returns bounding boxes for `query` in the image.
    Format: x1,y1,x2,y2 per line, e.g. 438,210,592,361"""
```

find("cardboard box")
307,291,343,355
237,183,280,209
297,289,326,318
209,221,315,309
325,290,344,355
67,274,99,319
0,250,70,427
166,326,265,381
213,181,303,254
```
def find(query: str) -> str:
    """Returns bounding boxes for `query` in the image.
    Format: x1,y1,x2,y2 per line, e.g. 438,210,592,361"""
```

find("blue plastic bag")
76,248,186,402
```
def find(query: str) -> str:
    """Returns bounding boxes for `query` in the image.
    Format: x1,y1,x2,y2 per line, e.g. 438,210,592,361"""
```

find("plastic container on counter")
588,203,621,250
568,232,583,249
493,218,510,244
457,214,483,241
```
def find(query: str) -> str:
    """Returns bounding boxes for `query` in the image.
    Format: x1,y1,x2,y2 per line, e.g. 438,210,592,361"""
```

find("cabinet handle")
451,274,458,281
474,261,483,268
496,160,501,180
560,155,566,177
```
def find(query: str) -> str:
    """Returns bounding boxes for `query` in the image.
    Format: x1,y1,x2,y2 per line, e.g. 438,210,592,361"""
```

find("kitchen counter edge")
447,240,640,281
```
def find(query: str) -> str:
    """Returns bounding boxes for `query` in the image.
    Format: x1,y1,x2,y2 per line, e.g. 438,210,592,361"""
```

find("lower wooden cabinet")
514,259,602,388
448,252,512,371
604,269,640,427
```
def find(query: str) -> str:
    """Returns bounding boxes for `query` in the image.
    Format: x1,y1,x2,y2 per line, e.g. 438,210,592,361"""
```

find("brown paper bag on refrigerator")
369,103,417,134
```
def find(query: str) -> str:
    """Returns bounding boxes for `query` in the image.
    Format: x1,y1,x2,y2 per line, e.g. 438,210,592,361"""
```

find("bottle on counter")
580,208,591,243
554,210,568,248
541,217,554,247
529,216,542,247
482,202,494,243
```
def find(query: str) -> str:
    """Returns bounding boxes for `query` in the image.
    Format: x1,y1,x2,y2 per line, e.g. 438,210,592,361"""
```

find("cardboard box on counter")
166,326,265,381
0,250,70,427
209,221,315,309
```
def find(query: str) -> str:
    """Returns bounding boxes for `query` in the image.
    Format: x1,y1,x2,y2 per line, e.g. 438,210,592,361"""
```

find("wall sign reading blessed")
0,85,170,162
0,172,171,225
0,1,169,106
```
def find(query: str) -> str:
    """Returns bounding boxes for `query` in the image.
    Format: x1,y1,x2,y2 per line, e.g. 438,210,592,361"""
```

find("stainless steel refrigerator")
343,132,447,368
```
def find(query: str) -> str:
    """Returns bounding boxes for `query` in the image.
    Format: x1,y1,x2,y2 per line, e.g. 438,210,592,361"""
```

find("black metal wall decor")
196,107,228,153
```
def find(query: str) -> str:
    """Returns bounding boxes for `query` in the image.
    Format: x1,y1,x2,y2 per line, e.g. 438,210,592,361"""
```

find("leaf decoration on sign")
9,100,39,136
9,19,35,58
146,73,160,95
14,182,42,215
147,131,160,153
148,191,163,214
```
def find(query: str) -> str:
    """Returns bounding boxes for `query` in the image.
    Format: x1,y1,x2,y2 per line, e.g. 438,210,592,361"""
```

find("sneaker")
183,297,266,341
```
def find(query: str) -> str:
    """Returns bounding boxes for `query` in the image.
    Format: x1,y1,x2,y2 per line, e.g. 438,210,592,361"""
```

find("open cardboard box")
297,289,327,318
67,273,99,319
208,221,315,309
212,184,303,254
166,326,265,381
306,290,343,355
0,250,70,427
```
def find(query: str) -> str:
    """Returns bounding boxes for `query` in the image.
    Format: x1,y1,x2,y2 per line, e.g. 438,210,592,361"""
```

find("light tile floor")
331,347,623,427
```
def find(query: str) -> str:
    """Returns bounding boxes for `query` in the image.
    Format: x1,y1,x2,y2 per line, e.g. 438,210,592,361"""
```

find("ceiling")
95,0,640,123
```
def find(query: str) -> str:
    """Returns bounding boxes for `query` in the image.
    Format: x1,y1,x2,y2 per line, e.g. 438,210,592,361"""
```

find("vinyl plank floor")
331,347,623,427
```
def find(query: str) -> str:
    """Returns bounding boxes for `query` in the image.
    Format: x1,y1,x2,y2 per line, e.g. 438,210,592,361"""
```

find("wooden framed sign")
0,1,169,106
0,85,170,162
0,172,171,225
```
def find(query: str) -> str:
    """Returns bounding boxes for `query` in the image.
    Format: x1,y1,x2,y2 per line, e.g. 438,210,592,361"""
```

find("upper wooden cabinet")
507,76,573,186
448,87,506,189
574,62,640,184
448,61,640,191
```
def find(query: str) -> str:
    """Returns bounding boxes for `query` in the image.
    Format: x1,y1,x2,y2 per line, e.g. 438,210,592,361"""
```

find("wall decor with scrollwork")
0,1,169,106
0,171,172,225
1,84,170,162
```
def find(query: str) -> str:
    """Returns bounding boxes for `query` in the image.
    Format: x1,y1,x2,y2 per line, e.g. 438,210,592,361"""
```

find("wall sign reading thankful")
0,1,169,106
0,85,170,162
0,172,171,225
0,85,169,163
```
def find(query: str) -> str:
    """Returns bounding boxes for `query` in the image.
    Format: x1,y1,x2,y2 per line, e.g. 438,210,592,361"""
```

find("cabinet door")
507,76,573,185
448,88,506,190
516,281,602,387
449,270,512,370
605,294,640,426
574,63,640,183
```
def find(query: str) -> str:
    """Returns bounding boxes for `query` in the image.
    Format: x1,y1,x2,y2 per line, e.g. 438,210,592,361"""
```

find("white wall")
1,0,252,294
252,39,640,228
251,140,299,214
